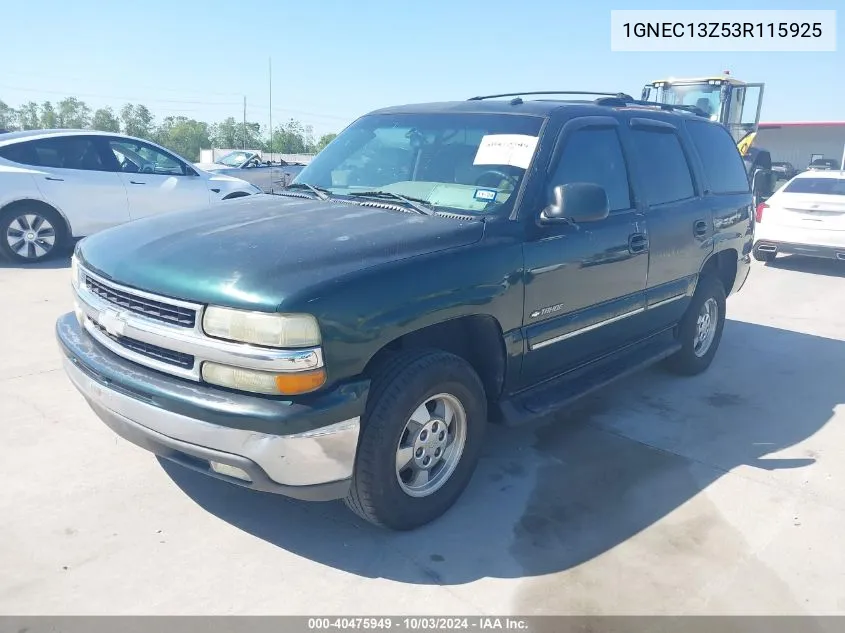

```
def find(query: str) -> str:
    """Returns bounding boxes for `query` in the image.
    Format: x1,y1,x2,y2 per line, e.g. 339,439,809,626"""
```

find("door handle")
628,233,648,254
45,176,64,181
129,181,146,185
694,219,708,237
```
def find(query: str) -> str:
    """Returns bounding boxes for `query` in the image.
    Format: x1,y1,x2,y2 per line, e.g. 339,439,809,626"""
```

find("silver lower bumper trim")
63,357,360,487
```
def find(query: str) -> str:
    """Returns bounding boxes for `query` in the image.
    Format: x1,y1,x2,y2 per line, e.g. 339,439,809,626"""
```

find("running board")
497,330,681,427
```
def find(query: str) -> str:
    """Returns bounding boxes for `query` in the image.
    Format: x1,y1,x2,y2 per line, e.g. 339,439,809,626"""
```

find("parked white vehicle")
753,170,845,263
0,129,262,263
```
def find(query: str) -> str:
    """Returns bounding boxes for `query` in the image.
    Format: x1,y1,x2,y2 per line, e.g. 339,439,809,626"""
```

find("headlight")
202,306,321,348
201,362,326,396
70,254,80,288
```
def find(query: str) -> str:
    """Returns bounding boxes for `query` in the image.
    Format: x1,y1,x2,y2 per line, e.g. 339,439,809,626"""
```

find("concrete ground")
1,252,844,616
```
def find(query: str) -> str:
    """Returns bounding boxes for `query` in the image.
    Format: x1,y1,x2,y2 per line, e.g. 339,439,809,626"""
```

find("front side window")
293,112,544,214
108,140,186,176
548,127,632,212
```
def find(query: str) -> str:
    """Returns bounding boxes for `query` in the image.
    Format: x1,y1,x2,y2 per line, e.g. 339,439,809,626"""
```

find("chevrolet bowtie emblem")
98,308,127,337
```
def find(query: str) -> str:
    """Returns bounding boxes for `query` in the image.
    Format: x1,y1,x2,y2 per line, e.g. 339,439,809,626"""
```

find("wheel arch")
363,314,508,404
698,247,739,296
0,198,72,237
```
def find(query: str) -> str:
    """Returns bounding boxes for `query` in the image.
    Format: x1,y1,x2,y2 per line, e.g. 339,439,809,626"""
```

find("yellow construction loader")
642,72,774,197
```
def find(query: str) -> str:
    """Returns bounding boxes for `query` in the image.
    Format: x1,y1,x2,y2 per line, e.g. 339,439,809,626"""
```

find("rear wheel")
0,204,67,263
344,349,487,530
664,275,727,376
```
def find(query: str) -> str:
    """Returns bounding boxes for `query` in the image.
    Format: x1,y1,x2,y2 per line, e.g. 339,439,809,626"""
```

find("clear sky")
2,0,842,137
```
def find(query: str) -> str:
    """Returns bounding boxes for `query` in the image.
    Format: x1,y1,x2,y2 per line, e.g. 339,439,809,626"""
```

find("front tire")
345,350,487,530
664,274,727,376
0,204,67,263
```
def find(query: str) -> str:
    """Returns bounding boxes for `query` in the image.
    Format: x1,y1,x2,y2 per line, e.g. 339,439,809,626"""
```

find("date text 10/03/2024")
622,22,824,38
307,617,529,630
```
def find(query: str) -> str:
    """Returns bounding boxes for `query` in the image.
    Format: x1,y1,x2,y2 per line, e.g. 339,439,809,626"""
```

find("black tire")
344,349,487,530
0,202,67,264
753,247,777,263
664,274,727,376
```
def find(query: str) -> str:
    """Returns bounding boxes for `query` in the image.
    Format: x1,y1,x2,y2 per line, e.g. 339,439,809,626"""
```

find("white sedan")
0,129,262,263
753,170,845,263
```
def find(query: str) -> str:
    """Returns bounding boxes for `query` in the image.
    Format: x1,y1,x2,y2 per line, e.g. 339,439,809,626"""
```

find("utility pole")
243,96,247,149
268,57,273,160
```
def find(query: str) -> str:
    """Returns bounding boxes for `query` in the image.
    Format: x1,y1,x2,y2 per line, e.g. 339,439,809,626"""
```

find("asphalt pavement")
1,253,844,615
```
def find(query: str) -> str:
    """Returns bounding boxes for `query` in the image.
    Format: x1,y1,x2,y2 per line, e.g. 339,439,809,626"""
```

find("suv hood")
77,195,485,311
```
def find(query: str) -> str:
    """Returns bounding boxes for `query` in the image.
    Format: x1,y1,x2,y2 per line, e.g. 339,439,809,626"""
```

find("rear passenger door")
4,136,131,236
625,118,711,331
520,118,649,386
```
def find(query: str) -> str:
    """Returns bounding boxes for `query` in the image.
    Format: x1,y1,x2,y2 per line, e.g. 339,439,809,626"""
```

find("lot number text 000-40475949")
610,10,837,52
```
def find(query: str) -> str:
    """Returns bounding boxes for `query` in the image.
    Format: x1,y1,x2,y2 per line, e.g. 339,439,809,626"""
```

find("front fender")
292,237,525,385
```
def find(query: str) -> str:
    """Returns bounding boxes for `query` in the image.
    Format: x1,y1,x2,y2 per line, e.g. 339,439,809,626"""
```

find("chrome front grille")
83,273,196,328
73,264,325,382
91,322,195,369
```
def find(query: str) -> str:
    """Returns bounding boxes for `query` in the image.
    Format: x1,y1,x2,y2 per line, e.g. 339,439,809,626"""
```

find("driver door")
519,117,649,387
105,138,211,220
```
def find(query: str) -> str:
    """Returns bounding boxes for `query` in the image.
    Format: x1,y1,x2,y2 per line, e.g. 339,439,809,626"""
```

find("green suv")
57,92,754,530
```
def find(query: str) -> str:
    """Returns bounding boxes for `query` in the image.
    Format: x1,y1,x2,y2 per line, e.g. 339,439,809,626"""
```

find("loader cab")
642,74,765,144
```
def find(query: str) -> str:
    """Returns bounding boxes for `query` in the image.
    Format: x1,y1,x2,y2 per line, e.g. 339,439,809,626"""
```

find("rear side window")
549,127,632,212
0,137,109,171
629,128,695,205
784,177,845,196
686,120,750,194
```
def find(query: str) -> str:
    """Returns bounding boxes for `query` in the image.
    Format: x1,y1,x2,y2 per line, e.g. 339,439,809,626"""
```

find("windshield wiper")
347,191,434,215
284,182,331,200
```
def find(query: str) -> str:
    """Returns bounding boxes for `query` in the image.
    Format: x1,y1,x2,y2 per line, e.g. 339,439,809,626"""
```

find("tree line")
0,97,339,162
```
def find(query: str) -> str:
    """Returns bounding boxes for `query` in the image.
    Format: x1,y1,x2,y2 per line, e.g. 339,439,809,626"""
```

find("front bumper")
57,313,368,501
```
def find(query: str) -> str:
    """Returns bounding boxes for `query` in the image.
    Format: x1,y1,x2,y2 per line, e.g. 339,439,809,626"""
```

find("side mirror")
540,183,610,226
751,168,774,205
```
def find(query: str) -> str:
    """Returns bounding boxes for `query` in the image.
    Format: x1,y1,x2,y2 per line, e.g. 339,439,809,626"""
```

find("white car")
0,129,262,263
753,170,845,263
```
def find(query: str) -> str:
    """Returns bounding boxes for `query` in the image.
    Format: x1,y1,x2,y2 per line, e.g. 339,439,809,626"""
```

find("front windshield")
216,151,252,167
292,112,544,214
663,83,722,120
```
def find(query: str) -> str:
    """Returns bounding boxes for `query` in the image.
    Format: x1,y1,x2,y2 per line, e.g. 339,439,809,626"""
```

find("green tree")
56,97,91,128
155,116,210,161
91,107,120,132
120,103,155,139
39,101,58,128
0,100,17,130
271,119,313,154
210,116,264,150
316,133,338,151
17,102,40,129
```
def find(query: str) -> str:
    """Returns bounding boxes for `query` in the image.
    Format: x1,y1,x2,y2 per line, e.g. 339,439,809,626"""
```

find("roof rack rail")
594,95,710,118
468,91,634,102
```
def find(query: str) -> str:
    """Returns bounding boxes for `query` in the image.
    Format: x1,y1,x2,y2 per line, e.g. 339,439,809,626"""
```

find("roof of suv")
368,97,712,122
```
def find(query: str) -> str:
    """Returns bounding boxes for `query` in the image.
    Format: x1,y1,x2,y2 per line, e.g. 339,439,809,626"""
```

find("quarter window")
686,120,750,194
549,127,632,212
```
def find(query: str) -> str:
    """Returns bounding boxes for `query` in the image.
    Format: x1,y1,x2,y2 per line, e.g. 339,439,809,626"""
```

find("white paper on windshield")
473,134,539,170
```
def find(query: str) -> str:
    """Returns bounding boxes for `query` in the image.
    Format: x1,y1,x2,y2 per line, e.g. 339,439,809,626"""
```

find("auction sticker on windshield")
473,134,539,170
